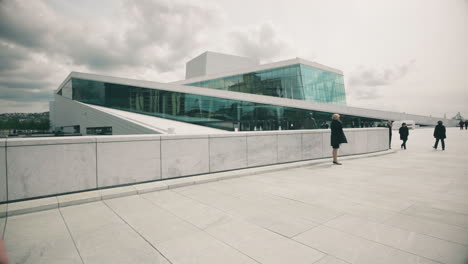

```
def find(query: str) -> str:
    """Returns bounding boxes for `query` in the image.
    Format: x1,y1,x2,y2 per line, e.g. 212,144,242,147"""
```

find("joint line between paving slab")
58,207,85,264
380,215,468,247
140,193,263,264
169,188,332,262
1,216,7,240
310,220,447,264
102,199,174,264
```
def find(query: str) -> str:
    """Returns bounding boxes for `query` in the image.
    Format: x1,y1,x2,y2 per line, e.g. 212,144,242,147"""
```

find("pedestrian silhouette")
433,120,446,150
399,123,409,150
330,114,348,165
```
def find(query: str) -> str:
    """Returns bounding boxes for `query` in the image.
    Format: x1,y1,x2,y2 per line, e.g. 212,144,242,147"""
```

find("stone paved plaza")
2,127,468,264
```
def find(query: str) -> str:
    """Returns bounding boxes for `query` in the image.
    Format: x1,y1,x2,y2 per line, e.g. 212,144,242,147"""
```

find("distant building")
50,51,456,135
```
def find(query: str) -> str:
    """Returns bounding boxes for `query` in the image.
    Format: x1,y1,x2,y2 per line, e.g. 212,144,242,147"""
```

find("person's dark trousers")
461,126,464,130
401,139,407,149
434,138,445,150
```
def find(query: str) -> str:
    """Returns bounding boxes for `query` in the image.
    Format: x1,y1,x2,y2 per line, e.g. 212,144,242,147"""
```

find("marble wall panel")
339,131,355,156
7,143,97,201
353,130,368,154
0,141,6,202
277,133,302,163
209,136,247,172
322,131,332,158
161,138,209,179
247,135,277,167
302,132,324,160
97,140,161,187
367,130,380,152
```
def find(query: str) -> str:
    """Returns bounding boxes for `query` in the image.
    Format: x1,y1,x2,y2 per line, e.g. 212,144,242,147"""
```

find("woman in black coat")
399,123,409,149
330,114,347,165
433,120,446,150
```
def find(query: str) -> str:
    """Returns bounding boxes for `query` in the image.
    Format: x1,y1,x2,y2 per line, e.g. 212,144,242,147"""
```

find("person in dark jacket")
399,123,409,149
465,120,468,130
387,121,393,149
433,120,446,150
330,113,348,165
303,113,317,129
459,120,464,130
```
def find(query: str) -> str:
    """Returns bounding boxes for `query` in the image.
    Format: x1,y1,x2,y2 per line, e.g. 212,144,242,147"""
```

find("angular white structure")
186,51,259,79
50,51,456,136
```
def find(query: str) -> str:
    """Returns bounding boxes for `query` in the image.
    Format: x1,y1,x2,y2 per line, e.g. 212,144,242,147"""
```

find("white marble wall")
0,139,6,203
277,133,302,163
3,128,389,201
322,131,332,158
161,135,210,179
97,135,161,187
247,133,278,167
367,129,381,152
209,134,247,172
7,137,97,201
302,131,325,160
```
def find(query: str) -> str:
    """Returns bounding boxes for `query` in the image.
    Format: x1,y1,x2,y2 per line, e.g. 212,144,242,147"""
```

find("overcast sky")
1,0,467,119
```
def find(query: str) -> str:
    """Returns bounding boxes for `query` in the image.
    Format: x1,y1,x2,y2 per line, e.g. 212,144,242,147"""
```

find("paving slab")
60,201,169,264
206,219,325,264
105,195,259,263
314,255,351,264
402,204,468,229
0,217,5,239
174,184,321,237
325,214,468,264
3,209,82,264
104,195,200,244
142,190,233,230
157,230,257,264
384,213,468,246
294,225,439,264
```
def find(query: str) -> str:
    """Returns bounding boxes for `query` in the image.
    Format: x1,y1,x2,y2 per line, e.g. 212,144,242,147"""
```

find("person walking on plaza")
459,120,464,130
465,120,468,130
330,113,348,165
433,120,446,150
387,121,393,149
399,122,409,149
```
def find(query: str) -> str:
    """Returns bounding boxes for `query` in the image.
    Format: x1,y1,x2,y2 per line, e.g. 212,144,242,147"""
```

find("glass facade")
63,78,378,131
186,64,346,105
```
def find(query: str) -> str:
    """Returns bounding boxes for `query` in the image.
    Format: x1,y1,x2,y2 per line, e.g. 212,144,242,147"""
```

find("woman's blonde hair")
332,113,340,120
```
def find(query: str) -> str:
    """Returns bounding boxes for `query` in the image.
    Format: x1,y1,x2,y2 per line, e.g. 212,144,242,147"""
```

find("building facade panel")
161,137,210,179
97,140,161,187
209,136,248,172
7,142,97,201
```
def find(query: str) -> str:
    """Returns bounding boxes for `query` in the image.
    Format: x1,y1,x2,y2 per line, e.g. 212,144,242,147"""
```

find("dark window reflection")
70,78,381,132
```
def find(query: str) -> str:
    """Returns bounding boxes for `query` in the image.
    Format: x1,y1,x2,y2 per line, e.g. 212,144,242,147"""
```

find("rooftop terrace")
1,127,468,264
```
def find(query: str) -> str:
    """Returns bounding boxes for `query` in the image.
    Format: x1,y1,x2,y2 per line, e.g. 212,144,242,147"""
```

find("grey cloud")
0,0,221,72
0,87,53,102
346,60,415,100
230,23,291,62
0,1,54,50
0,42,28,71
348,60,415,87
0,0,223,112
